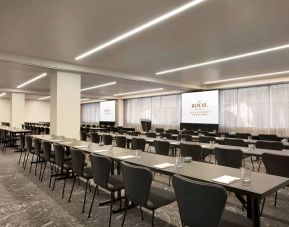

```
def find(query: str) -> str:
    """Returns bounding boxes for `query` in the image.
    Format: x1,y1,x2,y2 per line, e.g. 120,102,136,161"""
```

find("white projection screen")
100,100,116,122
181,90,219,124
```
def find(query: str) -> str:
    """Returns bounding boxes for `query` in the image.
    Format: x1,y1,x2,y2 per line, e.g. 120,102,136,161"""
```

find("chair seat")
220,210,253,227
83,167,93,179
107,175,124,191
63,161,72,170
146,186,176,210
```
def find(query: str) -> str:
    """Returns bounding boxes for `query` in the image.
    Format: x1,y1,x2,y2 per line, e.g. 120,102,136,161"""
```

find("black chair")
167,129,179,135
258,134,278,141
131,131,141,137
223,138,247,147
121,162,175,227
115,135,127,148
132,137,146,151
29,138,44,175
155,128,164,133
178,134,193,142
103,134,113,145
80,131,87,141
199,136,216,144
146,132,157,138
256,141,283,150
261,153,289,214
236,133,251,139
68,149,93,213
172,175,253,227
40,141,55,184
52,144,72,198
179,143,202,161
214,147,243,168
90,132,100,143
154,140,170,156
181,130,195,135
160,133,172,140
23,136,34,169
88,154,124,226
18,134,26,165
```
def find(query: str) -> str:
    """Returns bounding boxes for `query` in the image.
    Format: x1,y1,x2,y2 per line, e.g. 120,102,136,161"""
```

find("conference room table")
31,134,289,227
0,126,31,150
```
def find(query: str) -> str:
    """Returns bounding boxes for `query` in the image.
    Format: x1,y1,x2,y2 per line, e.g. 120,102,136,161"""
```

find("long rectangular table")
31,134,289,227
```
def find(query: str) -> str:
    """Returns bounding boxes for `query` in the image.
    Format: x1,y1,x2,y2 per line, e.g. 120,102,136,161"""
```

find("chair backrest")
115,136,127,148
154,140,170,156
262,153,289,178
71,149,85,177
19,134,25,150
179,143,202,161
25,136,32,151
167,129,179,134
236,133,251,139
44,127,50,134
132,137,146,151
80,131,87,141
34,138,42,156
256,140,283,150
54,144,65,168
42,141,52,162
160,133,172,139
178,134,192,142
172,175,227,227
181,130,195,135
155,128,164,133
90,154,111,189
214,147,243,168
121,161,152,207
90,132,100,143
258,134,278,141
131,131,140,137
103,134,113,145
146,132,156,138
199,136,216,144
223,138,247,147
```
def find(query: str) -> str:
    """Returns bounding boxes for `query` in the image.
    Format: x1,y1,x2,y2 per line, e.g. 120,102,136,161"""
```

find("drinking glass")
135,149,141,158
176,156,184,168
241,167,252,185
209,140,215,148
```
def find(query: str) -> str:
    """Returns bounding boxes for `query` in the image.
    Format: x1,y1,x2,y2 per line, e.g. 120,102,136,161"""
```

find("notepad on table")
171,142,179,145
50,139,61,142
74,145,87,148
153,163,175,169
118,155,136,160
212,175,240,184
92,150,107,153
62,142,73,144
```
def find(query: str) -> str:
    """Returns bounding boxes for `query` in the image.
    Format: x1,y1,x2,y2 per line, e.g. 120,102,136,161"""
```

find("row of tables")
31,134,289,227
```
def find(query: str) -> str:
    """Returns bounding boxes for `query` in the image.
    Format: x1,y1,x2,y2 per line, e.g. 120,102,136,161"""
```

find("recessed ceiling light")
81,82,117,92
75,0,206,60
204,70,289,84
114,88,164,96
81,98,90,101
156,43,289,75
17,73,47,88
81,99,106,104
38,96,51,101
0,93,7,97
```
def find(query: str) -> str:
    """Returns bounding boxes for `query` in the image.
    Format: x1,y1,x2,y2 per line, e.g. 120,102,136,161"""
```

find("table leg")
247,196,260,227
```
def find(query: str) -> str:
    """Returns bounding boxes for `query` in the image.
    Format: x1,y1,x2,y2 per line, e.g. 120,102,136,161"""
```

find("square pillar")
50,71,81,138
10,93,25,128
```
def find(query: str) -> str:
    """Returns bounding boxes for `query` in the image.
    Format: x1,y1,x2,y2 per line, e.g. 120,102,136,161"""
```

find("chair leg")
62,176,67,199
68,176,76,202
41,162,47,182
88,186,98,218
257,160,262,172
151,210,155,227
18,150,23,164
39,162,43,180
121,198,128,227
35,157,38,176
250,157,255,171
109,192,113,227
274,191,278,207
49,164,54,188
24,152,29,169
29,154,34,173
260,198,266,216
140,206,144,220
83,179,89,213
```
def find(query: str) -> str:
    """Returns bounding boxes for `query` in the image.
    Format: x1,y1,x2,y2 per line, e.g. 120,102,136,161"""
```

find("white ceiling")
1,0,289,99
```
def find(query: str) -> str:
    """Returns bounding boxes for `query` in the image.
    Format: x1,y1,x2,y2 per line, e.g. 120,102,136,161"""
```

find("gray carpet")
0,148,288,227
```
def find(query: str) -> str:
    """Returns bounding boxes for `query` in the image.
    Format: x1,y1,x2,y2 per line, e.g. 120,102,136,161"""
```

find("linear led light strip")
156,43,289,75
204,70,289,84
0,92,7,97
17,73,47,88
38,96,50,101
75,0,206,60
81,82,117,91
114,88,163,96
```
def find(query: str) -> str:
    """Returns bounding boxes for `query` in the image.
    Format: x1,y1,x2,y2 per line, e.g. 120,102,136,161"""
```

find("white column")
116,99,124,126
50,71,81,139
10,93,25,128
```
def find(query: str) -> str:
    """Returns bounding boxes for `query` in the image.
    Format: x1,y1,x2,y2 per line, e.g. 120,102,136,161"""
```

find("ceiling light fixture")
81,98,90,101
0,93,7,97
38,96,51,101
114,88,164,96
81,82,117,91
17,73,47,88
204,70,289,84
75,0,206,60
156,43,289,75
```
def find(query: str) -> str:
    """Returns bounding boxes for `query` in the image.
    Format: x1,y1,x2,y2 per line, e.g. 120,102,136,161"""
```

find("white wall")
24,100,50,122
0,99,10,123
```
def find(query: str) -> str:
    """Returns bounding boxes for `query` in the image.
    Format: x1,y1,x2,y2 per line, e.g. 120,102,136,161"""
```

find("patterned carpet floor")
0,148,288,227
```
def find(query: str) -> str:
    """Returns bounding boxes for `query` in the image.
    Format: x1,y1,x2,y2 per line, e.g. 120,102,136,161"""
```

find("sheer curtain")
81,102,100,124
220,83,289,136
124,94,181,130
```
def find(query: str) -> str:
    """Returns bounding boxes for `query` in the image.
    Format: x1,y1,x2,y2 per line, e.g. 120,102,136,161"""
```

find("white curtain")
124,94,181,130
219,83,289,136
81,103,100,124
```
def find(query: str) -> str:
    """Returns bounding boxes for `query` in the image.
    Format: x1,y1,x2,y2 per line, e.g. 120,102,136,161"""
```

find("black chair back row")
179,143,202,161
132,137,146,151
